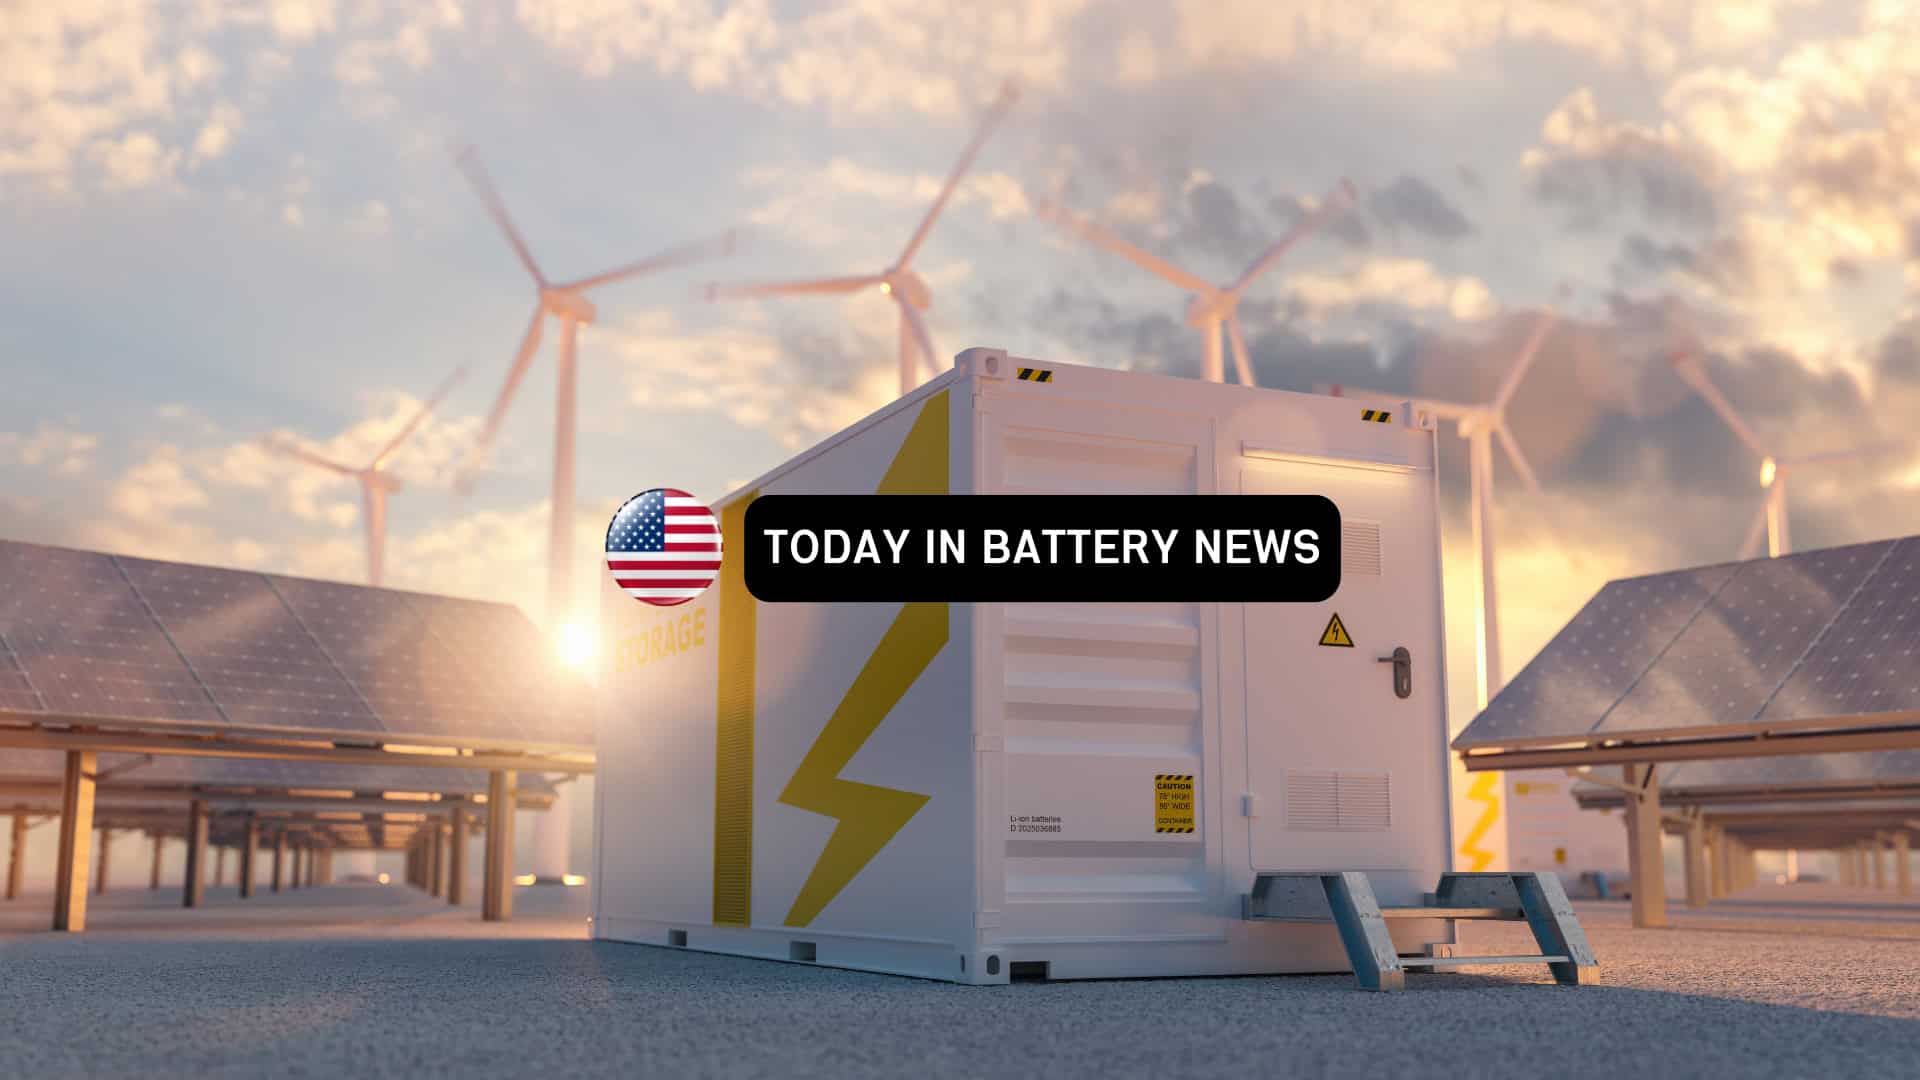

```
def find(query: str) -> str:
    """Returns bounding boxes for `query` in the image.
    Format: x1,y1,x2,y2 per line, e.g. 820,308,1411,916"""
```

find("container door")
1238,455,1448,874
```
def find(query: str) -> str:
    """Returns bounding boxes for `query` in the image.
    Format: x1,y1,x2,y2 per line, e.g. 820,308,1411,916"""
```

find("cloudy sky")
7,0,1920,737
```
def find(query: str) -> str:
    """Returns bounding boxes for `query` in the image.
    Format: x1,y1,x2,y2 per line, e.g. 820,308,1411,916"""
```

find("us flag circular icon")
605,488,723,606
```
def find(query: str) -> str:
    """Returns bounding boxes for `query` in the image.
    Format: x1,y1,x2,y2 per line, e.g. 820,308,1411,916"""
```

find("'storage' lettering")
615,608,707,672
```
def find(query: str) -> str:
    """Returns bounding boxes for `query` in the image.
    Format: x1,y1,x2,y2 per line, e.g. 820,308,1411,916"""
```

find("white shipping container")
592,348,1457,984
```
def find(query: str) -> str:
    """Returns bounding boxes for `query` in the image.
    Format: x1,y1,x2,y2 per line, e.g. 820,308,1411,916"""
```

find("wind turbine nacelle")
883,270,933,310
1184,291,1232,328
542,288,597,325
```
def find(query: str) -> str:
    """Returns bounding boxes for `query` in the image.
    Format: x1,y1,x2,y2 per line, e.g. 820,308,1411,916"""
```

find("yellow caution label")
1319,612,1354,648
1361,408,1392,423
1154,774,1195,834
1016,367,1055,382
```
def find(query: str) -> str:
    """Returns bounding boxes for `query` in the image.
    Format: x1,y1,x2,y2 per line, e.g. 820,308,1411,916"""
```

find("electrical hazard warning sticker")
1318,612,1354,648
1154,774,1195,834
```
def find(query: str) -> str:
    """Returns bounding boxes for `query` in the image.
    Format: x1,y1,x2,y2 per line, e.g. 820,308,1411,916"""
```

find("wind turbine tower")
265,364,470,588
1320,309,1558,875
1670,351,1904,560
453,144,739,632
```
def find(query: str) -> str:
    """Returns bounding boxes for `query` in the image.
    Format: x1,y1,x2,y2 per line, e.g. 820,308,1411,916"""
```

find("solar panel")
0,747,558,798
1458,535,1920,749
266,574,522,743
1459,563,1739,745
0,544,223,726
0,630,43,714
1758,536,1920,723
406,594,596,747
0,539,592,752
1596,540,1891,735
1653,748,1920,791
117,557,384,735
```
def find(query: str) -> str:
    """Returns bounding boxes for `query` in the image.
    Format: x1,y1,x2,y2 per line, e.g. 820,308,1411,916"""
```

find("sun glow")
557,618,597,672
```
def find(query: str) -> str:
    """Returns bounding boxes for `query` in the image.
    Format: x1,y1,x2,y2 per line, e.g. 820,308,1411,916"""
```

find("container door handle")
1377,647,1412,699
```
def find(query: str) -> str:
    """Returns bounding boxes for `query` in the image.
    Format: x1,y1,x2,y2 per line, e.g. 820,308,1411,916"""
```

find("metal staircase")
1243,870,1600,991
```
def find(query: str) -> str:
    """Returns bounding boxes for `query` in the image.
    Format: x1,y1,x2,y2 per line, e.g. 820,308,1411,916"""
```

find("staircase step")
1379,906,1523,920
1402,954,1568,969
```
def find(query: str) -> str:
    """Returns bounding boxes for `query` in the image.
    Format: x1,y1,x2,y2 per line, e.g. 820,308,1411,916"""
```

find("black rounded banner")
742,495,1342,603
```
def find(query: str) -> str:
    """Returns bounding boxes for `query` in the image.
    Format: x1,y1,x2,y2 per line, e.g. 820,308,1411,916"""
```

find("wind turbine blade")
898,298,940,384
561,229,741,293
372,364,470,470
456,305,545,493
894,79,1021,269
1033,197,1216,294
1225,312,1257,387
453,144,548,287
262,436,357,478
1738,502,1769,561
1492,420,1541,494
705,274,886,301
1672,353,1772,461
1227,178,1359,297
1491,309,1559,411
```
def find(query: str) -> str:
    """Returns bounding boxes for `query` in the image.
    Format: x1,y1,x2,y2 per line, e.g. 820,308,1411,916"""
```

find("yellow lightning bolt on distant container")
1459,772,1502,872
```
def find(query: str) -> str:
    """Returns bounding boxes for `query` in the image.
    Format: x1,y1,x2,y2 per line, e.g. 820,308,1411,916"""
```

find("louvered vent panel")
1342,520,1383,577
1285,770,1392,831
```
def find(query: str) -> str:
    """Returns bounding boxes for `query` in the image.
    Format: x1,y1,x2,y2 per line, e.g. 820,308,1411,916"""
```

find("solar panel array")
1583,749,1920,795
0,540,593,749
1460,535,1920,749
0,749,559,799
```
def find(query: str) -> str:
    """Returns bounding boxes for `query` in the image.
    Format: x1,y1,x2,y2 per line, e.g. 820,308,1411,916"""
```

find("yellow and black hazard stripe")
1361,408,1392,423
1016,367,1054,382
1154,825,1196,834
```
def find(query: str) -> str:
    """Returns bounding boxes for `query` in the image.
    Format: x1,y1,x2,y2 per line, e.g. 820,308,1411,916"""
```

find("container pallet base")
1244,870,1601,991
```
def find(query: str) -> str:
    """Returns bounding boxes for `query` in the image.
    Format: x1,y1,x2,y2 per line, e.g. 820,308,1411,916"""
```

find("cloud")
269,0,340,45
516,0,1082,119
78,383,483,554
1284,257,1498,324
0,425,100,475
1170,0,1679,76
331,0,464,89
1366,173,1475,242
189,100,242,163
1523,88,1724,231
738,157,1031,250
88,130,181,189
601,306,902,453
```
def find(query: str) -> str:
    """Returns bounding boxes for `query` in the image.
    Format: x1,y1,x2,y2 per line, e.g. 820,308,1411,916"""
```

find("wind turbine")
452,144,739,630
1034,178,1360,386
705,81,1021,396
1320,308,1559,708
1669,350,1904,559
264,365,469,588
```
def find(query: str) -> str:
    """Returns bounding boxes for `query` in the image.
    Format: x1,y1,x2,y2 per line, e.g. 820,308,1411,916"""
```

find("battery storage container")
592,347,1456,984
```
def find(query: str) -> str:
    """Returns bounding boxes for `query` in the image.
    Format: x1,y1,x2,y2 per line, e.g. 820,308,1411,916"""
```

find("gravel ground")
3,882,1918,1079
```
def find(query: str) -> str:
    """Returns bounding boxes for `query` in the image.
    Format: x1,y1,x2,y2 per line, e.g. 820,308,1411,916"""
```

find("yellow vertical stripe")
712,490,758,926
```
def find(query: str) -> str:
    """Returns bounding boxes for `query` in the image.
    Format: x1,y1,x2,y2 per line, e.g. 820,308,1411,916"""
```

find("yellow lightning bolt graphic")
779,392,949,927
779,602,946,926
1458,771,1501,872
